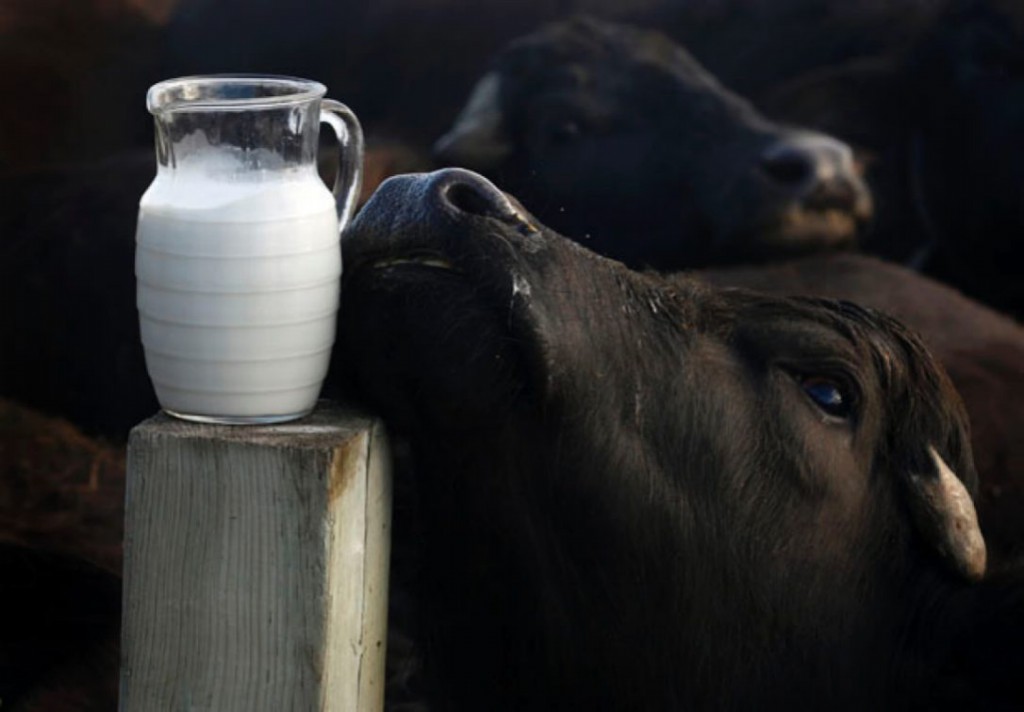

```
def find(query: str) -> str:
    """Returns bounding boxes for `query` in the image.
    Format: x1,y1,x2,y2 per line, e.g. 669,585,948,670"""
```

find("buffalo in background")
438,2,1024,316
434,17,873,269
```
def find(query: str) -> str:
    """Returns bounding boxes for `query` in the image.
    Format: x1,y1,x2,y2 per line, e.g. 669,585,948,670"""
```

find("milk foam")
136,158,341,421
140,153,335,221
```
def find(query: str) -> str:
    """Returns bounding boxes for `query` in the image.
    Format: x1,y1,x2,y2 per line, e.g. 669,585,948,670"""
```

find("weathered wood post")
119,401,391,711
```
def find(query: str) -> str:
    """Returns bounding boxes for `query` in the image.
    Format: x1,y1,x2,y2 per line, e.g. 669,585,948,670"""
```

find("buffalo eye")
798,375,853,420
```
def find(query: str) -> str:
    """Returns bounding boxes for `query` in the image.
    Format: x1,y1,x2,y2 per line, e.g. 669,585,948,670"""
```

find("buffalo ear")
433,72,513,170
905,445,986,581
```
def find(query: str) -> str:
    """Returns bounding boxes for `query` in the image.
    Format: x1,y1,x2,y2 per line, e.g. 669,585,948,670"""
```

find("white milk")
136,163,340,421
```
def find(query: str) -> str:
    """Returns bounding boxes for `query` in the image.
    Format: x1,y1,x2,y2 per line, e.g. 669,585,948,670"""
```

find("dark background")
0,0,937,172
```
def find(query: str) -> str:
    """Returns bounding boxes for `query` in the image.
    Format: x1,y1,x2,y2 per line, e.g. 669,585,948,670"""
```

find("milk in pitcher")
136,160,341,421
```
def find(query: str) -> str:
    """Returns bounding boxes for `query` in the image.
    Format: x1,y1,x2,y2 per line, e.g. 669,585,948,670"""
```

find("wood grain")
120,401,391,711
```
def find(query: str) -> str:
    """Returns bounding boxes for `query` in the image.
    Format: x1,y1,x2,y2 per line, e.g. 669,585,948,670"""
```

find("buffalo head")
333,168,1015,710
434,17,873,270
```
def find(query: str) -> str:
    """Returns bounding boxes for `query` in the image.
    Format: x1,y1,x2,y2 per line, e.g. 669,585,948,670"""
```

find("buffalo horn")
907,446,987,581
433,73,512,168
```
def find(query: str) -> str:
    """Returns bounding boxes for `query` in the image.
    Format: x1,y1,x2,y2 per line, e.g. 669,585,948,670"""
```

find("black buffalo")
434,16,873,270
756,0,1024,316
337,168,1022,710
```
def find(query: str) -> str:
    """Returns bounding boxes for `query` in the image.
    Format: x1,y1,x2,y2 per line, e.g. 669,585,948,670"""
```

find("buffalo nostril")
428,167,539,234
446,181,506,217
431,167,520,222
760,143,816,189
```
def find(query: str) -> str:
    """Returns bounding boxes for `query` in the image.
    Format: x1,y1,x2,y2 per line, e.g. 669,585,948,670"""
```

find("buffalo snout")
758,133,870,215
702,129,873,262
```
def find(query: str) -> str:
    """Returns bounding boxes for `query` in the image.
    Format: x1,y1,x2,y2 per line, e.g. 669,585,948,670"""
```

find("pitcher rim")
147,74,328,115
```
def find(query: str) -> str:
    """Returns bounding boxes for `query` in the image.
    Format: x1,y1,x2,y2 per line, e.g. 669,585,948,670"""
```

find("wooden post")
120,401,391,711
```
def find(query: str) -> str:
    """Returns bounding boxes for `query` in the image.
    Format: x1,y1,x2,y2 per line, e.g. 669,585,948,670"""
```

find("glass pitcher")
136,75,363,424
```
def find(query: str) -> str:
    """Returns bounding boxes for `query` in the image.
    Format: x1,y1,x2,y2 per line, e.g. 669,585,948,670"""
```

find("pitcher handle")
320,99,364,231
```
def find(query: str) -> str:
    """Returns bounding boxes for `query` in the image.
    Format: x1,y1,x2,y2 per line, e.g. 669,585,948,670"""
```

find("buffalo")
434,16,873,270
754,0,1024,316
337,168,1023,710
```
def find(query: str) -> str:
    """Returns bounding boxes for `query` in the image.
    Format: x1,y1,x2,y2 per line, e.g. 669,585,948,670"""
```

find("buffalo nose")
759,134,867,213
429,167,524,223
